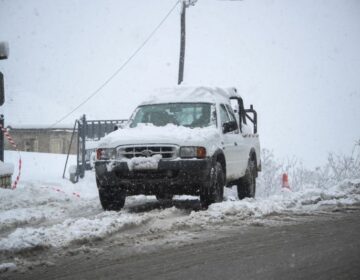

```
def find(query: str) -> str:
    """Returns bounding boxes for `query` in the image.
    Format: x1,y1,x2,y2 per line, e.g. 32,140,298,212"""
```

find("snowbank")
0,161,14,176
0,150,359,256
0,262,16,273
0,212,151,252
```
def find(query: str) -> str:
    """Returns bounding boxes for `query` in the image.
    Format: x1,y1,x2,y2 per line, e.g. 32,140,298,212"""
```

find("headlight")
179,146,206,159
96,148,116,160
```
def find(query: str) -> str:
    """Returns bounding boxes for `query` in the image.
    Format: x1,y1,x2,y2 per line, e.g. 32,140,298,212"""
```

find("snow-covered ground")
1,150,359,271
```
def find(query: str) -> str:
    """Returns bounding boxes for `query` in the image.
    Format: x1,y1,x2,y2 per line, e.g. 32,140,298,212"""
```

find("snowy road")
1,151,360,278
3,207,360,280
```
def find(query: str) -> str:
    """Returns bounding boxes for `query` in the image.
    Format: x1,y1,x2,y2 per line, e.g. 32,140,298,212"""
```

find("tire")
200,162,224,208
237,159,256,199
96,179,126,211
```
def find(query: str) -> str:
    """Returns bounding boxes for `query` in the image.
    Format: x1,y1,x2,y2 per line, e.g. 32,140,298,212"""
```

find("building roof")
6,124,74,130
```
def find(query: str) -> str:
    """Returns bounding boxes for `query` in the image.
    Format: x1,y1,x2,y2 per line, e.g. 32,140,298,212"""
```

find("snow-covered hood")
98,124,221,154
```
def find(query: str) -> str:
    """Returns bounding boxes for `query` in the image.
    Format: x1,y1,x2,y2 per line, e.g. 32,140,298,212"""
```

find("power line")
49,0,181,128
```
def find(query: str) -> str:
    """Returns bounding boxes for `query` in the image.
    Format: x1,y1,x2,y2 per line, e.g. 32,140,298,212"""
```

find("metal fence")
63,115,127,183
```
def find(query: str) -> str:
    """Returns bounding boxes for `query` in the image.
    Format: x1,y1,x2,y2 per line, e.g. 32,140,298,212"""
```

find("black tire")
200,162,224,208
96,179,126,211
237,160,256,199
155,193,173,201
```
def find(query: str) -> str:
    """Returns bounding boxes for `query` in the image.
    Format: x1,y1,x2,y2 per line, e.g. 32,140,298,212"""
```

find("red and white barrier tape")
0,125,81,197
41,186,81,198
0,124,21,189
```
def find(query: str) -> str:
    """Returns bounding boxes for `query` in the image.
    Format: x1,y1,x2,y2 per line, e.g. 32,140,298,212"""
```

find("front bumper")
95,158,212,196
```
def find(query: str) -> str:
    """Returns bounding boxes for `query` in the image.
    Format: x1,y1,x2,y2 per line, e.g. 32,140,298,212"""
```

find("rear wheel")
237,159,256,199
200,162,224,208
96,179,126,211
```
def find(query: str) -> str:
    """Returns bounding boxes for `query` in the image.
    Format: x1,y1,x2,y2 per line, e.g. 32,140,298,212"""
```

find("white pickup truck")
95,87,261,210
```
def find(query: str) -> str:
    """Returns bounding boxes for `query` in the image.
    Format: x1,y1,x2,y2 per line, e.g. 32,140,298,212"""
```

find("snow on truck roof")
140,87,242,105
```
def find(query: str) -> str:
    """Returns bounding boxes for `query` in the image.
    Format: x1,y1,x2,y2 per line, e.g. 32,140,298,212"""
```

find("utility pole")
178,0,197,85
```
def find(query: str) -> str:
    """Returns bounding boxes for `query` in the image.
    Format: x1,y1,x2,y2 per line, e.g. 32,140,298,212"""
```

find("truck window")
225,104,237,123
225,104,239,133
129,103,216,128
220,104,231,126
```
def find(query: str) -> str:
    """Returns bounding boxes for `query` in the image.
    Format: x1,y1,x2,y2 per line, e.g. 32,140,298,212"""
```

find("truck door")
219,104,244,180
228,103,250,175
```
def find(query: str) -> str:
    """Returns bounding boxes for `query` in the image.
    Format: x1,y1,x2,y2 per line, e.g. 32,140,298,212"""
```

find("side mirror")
0,42,9,60
222,121,238,134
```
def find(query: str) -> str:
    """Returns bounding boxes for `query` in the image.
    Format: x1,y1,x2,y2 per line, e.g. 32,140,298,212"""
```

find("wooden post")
0,115,3,162
80,114,86,178
178,1,186,85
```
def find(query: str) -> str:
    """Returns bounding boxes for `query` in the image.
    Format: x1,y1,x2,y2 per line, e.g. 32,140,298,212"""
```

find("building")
4,125,77,154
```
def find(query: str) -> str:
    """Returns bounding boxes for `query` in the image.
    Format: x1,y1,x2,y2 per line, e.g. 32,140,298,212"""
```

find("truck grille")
117,145,178,159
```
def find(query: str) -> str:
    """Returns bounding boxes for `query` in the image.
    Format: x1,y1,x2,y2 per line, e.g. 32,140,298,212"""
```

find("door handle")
234,142,238,146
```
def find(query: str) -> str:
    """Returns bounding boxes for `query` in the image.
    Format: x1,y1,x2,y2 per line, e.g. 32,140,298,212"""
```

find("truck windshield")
129,103,216,128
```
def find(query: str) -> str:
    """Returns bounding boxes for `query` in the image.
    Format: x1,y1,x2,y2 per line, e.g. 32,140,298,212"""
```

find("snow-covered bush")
256,149,283,197
325,143,360,182
257,141,360,197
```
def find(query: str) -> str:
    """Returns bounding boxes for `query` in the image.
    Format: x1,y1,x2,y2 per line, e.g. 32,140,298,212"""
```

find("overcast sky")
0,0,359,168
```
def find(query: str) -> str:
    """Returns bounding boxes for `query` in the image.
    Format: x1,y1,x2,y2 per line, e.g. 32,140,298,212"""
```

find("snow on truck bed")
0,151,359,264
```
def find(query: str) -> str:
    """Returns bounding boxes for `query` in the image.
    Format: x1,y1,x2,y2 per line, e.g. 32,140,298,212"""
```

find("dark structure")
0,41,10,161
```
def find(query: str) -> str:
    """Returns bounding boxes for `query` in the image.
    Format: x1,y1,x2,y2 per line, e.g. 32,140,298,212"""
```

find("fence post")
79,114,86,178
0,115,4,161
63,120,78,180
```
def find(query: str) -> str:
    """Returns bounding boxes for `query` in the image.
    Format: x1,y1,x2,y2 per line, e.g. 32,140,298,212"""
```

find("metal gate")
63,115,127,183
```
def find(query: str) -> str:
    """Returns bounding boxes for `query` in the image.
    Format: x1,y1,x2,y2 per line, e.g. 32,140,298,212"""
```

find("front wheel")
237,160,256,199
97,179,126,211
200,162,224,208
